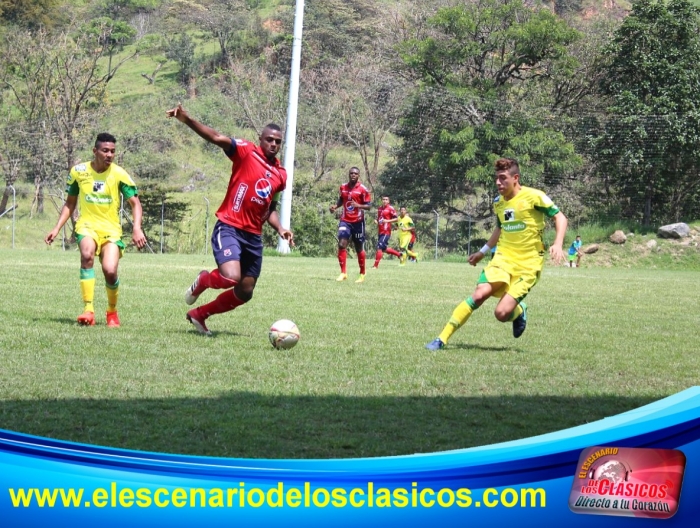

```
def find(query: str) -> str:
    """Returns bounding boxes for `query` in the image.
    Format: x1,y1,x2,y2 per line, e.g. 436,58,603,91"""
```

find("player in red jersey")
372,196,401,268
329,167,371,283
166,103,294,335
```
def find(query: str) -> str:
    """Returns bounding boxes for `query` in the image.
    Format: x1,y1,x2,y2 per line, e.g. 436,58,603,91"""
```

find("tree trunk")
187,75,197,99
0,186,9,215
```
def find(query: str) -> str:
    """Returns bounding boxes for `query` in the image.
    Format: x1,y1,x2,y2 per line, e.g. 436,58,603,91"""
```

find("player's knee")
494,307,511,322
220,268,240,283
103,269,118,285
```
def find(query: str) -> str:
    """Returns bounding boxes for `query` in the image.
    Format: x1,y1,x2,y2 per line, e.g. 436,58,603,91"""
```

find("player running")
167,104,294,336
372,196,401,269
385,207,419,265
425,158,567,350
330,167,371,283
45,133,147,327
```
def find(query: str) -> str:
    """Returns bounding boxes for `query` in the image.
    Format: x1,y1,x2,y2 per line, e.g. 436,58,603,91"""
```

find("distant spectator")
568,235,582,268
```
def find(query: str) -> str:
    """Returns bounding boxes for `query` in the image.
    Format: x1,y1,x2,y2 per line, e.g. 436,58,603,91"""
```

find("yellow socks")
507,304,523,322
106,278,120,313
439,297,478,344
80,268,95,313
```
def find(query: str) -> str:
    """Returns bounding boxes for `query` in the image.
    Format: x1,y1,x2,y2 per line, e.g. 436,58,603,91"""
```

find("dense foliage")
2,0,699,254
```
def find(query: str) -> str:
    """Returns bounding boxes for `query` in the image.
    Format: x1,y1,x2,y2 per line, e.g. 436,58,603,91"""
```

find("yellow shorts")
478,253,541,302
398,235,412,250
76,228,125,258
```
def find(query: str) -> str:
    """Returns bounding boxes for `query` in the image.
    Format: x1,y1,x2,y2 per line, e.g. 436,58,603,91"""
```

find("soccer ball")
269,319,300,350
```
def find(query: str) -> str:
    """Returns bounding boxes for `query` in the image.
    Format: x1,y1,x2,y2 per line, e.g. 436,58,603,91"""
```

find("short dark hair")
95,133,116,148
263,123,282,133
495,157,519,175
349,167,360,174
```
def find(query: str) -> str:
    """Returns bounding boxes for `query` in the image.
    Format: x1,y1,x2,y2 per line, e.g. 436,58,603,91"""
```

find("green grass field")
0,249,698,459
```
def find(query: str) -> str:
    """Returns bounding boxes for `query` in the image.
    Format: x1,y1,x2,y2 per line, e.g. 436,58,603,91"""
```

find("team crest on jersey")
265,171,271,179
504,208,515,221
93,181,105,193
255,179,272,199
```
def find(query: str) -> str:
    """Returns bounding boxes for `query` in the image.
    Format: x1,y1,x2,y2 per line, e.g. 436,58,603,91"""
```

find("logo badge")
233,183,248,212
569,446,686,519
504,208,515,221
255,179,272,199
93,181,105,193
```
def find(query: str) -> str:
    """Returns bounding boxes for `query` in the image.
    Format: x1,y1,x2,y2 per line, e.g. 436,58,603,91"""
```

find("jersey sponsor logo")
85,194,113,204
502,221,526,232
233,183,248,212
235,139,248,146
255,179,272,199
93,181,105,193
345,201,355,211
75,164,87,172
504,208,515,221
251,197,265,205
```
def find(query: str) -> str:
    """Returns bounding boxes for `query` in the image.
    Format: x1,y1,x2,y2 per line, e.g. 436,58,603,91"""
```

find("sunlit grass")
1,249,698,458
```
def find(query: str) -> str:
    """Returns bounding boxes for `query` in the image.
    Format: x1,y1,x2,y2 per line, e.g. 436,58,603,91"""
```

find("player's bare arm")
266,203,294,246
468,227,501,266
45,195,78,245
348,200,371,210
128,196,147,249
166,103,232,151
549,211,568,265
329,197,343,213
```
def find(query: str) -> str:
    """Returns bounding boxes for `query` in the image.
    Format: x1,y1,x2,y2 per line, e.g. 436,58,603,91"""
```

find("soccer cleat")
106,311,120,328
186,308,212,336
425,338,445,351
336,273,348,282
77,311,95,326
399,253,407,266
513,302,528,338
355,274,365,283
185,270,209,305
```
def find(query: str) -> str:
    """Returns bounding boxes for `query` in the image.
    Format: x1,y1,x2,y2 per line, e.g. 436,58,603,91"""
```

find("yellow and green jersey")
494,186,560,268
396,215,415,246
65,162,138,238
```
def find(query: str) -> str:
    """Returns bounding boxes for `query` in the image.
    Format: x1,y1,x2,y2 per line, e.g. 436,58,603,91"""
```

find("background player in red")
372,195,401,269
329,167,371,283
166,103,294,335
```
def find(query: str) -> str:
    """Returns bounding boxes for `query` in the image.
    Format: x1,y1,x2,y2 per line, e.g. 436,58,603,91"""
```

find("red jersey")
215,139,287,235
338,182,371,223
377,204,397,235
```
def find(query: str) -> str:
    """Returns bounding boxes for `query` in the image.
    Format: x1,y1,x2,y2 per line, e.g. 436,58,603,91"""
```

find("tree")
595,0,700,225
171,0,249,64
0,0,63,28
0,24,139,213
381,0,583,214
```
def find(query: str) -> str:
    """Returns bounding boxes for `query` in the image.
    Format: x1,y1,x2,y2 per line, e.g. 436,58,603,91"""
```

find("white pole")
10,185,15,249
276,0,305,254
203,196,210,254
433,210,439,260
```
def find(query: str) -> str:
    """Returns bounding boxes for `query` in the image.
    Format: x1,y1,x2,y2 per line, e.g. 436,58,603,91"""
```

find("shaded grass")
0,250,698,458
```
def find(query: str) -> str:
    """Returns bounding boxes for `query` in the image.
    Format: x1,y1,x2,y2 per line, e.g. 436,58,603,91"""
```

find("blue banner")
2,387,699,526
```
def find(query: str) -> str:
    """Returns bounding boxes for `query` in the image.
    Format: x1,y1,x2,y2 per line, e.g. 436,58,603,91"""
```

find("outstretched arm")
166,103,232,151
